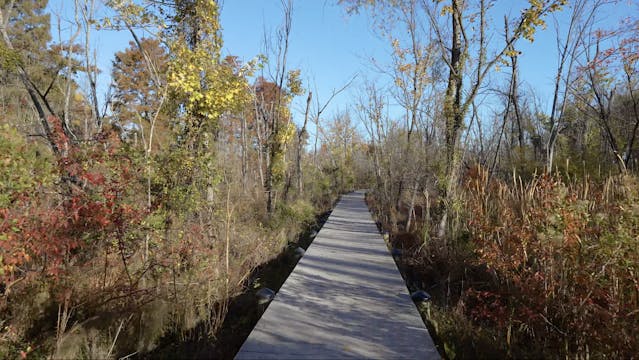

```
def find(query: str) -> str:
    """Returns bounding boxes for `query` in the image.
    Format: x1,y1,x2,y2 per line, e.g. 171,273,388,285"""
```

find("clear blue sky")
45,0,634,138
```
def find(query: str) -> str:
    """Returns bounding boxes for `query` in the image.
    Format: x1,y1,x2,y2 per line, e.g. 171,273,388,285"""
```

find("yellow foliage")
166,0,248,126
504,49,519,58
520,0,567,42
440,5,453,16
279,121,297,148
286,69,304,96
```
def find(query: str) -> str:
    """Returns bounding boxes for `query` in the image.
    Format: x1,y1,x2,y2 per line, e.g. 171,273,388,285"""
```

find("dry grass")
367,167,639,358
0,177,325,358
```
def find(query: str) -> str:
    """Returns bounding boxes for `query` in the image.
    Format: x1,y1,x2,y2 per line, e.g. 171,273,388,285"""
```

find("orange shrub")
464,167,639,357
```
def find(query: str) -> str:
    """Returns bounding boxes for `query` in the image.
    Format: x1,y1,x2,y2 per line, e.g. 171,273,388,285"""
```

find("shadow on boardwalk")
236,191,439,359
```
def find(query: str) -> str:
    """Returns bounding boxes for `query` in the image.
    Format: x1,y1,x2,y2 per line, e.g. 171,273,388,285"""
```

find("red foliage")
0,121,145,283
462,166,639,356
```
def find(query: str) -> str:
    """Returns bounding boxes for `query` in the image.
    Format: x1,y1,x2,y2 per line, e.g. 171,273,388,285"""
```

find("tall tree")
252,73,300,213
111,37,170,149
253,0,303,214
422,0,567,196
423,0,568,237
545,0,602,173
0,0,76,154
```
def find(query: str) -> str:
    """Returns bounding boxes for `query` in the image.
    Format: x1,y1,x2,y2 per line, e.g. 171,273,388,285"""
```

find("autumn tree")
423,1,568,201
252,0,303,214
0,0,81,153
111,37,171,150
387,16,439,214
252,74,300,212
154,0,248,215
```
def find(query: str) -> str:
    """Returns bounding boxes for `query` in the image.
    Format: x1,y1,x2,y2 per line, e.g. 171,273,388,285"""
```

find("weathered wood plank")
235,191,439,359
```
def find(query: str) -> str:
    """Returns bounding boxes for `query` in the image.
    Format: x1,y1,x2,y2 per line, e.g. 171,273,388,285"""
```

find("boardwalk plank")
235,191,439,359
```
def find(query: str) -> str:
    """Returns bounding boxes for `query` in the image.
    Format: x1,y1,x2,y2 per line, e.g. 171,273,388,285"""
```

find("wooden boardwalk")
235,191,439,359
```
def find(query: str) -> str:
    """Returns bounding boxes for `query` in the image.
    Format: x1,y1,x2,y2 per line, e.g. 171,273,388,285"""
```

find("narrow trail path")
236,191,438,359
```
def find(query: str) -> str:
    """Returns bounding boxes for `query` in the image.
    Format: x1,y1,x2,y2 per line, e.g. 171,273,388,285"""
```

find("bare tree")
254,0,295,214
420,0,569,236
545,0,602,173
297,76,356,194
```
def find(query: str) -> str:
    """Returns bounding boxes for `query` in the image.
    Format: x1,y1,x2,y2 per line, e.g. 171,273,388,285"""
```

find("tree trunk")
296,91,312,195
240,113,248,190
406,181,419,232
511,55,523,149
438,0,465,240
623,68,639,168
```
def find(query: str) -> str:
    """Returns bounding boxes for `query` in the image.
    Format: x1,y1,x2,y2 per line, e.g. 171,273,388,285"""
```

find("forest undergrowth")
0,123,339,358
368,166,639,359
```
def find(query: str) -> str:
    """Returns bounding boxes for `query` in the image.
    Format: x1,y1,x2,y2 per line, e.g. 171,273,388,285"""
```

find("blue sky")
45,0,634,138
219,0,386,121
